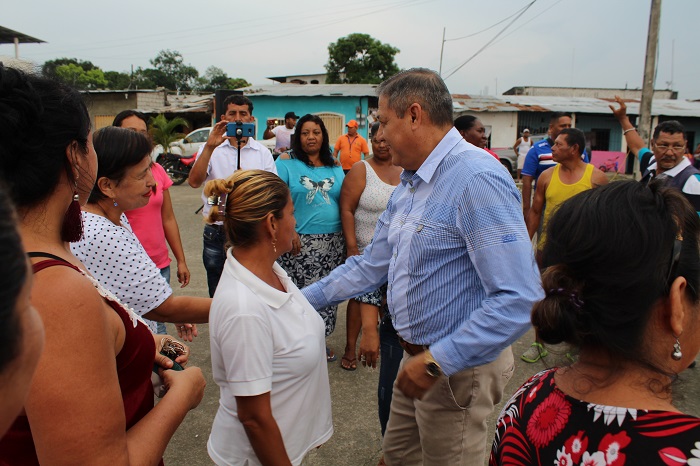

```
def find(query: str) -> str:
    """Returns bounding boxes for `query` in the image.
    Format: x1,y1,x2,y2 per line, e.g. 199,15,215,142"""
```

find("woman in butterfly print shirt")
276,114,346,346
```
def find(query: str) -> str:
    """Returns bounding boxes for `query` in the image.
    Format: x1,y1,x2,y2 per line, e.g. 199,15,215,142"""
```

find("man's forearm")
187,146,214,188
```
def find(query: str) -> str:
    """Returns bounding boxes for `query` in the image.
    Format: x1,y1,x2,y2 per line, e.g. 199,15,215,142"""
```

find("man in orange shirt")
333,119,369,173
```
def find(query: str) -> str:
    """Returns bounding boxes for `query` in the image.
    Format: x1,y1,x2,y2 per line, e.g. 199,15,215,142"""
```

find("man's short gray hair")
377,68,453,127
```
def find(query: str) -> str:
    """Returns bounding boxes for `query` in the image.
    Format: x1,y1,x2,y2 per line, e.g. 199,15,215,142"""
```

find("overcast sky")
3,0,698,99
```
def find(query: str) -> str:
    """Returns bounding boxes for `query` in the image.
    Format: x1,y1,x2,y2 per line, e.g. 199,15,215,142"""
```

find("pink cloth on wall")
125,162,173,269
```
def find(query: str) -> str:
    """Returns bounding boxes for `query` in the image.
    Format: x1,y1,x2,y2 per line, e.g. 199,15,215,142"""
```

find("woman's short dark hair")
532,181,700,373
290,114,334,167
0,64,91,210
0,184,27,373
113,110,148,128
89,126,153,203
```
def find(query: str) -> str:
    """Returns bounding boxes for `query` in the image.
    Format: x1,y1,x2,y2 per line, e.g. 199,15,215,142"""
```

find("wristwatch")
424,349,442,378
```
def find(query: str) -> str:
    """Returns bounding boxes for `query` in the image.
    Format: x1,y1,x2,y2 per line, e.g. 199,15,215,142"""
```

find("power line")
445,3,534,42
37,0,431,61
491,0,566,45
443,0,537,80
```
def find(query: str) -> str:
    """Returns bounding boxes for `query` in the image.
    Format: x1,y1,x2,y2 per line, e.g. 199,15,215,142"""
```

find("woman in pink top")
115,111,191,334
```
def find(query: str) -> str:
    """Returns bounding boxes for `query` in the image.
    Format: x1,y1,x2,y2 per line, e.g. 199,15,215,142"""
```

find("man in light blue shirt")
302,68,542,465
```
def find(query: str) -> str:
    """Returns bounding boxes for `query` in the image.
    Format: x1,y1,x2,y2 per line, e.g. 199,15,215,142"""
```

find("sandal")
521,342,548,363
340,356,357,371
326,346,337,363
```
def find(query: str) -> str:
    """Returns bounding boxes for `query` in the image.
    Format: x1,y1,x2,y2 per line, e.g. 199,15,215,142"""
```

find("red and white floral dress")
490,368,700,466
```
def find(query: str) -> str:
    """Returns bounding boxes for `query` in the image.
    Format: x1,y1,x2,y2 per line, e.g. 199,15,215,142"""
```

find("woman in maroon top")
0,186,45,439
0,65,205,465
491,181,700,465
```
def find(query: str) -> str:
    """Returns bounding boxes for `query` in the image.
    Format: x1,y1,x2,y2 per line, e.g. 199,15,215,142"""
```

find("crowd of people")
1,62,699,466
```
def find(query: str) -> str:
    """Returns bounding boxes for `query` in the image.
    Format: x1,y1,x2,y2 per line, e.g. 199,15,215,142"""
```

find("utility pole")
636,0,662,177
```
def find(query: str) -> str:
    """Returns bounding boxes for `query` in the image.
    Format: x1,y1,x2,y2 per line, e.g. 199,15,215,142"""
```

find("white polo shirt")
208,250,333,466
198,138,277,221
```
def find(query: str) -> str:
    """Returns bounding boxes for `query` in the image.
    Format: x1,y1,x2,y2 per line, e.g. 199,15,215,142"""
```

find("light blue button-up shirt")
303,128,543,376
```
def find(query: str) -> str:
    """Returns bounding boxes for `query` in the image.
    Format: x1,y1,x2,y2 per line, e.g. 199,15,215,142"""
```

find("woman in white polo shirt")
206,169,333,466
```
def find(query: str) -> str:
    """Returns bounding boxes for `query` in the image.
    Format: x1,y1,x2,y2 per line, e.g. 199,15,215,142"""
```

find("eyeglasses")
655,144,686,153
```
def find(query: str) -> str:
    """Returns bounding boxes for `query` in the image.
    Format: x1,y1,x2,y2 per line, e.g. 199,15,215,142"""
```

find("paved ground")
163,183,699,466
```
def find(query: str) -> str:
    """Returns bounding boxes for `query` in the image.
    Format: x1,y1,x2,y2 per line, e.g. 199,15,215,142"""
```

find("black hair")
653,120,686,140
0,64,91,210
89,126,153,203
0,183,27,373
550,112,571,124
370,121,381,140
533,181,700,379
453,115,479,132
558,128,586,155
222,95,253,114
113,110,148,128
289,114,334,167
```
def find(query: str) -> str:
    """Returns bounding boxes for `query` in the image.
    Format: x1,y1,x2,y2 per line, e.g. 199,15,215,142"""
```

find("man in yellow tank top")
527,128,608,261
520,128,608,364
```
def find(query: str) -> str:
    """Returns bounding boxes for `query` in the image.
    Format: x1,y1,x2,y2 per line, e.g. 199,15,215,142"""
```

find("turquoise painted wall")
246,95,372,140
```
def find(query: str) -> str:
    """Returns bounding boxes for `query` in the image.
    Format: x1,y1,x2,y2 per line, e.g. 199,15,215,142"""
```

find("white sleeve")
75,220,171,317
216,312,273,396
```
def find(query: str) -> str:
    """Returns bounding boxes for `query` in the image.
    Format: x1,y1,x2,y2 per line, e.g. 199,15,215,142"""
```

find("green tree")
104,71,132,90
43,58,97,79
325,33,400,84
197,66,251,92
226,77,251,90
150,50,199,91
149,114,189,154
54,64,108,89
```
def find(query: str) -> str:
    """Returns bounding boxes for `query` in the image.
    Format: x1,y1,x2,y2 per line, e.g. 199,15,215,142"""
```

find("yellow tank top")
538,164,594,248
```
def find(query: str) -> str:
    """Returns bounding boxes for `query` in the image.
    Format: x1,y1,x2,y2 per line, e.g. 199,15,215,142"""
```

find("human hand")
160,366,206,410
206,120,229,148
291,232,301,256
346,245,360,257
358,327,379,368
175,323,198,342
177,261,190,288
609,96,628,121
396,354,439,399
153,335,190,367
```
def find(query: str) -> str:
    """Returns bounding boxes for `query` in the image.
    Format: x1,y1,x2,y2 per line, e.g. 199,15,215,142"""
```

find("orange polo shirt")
335,134,369,170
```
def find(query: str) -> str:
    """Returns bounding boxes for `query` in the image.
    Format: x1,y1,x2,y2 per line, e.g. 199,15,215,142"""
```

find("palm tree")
149,114,189,154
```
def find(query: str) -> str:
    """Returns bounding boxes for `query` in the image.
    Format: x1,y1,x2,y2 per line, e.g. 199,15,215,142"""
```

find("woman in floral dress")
491,181,700,465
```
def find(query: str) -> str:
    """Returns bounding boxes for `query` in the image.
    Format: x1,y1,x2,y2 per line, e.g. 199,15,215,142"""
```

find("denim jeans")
378,315,402,436
203,224,226,298
155,265,171,334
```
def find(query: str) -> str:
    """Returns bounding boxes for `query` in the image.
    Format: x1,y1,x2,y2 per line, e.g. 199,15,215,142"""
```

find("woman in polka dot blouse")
71,126,210,340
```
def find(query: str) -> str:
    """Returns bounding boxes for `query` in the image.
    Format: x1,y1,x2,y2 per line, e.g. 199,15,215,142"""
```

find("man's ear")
408,103,422,127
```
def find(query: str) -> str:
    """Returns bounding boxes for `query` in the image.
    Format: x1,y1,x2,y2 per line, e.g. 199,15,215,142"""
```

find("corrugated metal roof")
239,84,378,97
135,93,214,114
453,95,700,117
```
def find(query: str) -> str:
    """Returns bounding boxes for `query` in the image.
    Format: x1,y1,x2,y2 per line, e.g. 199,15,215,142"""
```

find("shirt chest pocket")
410,203,462,257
